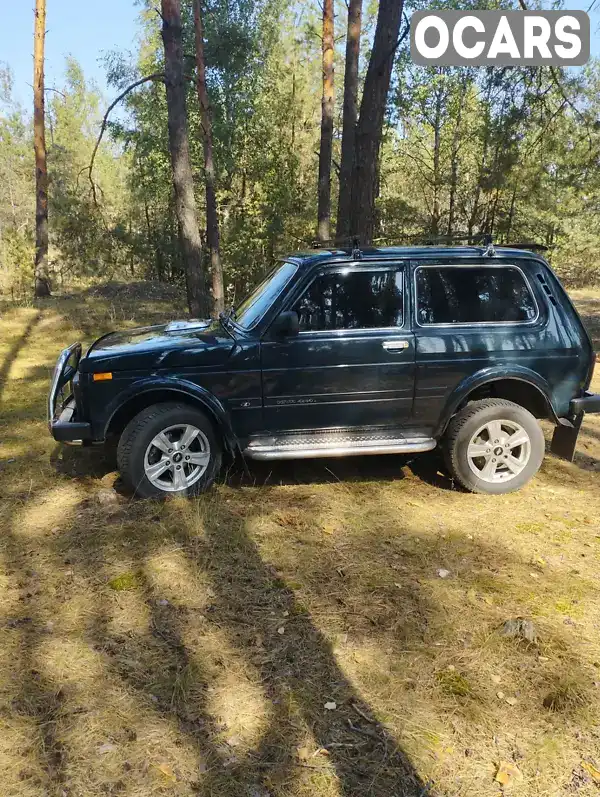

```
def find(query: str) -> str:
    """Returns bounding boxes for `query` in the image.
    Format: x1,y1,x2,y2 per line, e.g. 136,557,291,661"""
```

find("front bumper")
51,397,92,443
48,343,92,444
550,391,600,462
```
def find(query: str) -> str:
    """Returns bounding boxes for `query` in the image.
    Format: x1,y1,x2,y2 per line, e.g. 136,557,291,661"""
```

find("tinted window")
294,269,403,331
415,266,537,325
235,261,298,329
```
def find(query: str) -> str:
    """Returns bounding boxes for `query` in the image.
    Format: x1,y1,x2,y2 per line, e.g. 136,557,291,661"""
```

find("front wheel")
443,398,545,495
117,402,222,499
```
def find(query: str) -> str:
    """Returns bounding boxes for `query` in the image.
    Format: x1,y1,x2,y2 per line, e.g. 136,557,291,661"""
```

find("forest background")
2,0,600,311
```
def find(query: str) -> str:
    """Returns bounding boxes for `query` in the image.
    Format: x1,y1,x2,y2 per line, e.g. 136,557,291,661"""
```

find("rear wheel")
443,398,545,494
117,402,221,499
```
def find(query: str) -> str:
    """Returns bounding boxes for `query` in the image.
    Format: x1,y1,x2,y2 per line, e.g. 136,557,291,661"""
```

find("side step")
244,428,437,461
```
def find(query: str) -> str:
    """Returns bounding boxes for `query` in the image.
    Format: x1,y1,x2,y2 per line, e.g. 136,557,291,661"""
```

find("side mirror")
272,310,299,337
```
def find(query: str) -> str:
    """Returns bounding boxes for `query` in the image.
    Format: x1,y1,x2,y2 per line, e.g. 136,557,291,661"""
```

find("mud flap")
550,413,584,462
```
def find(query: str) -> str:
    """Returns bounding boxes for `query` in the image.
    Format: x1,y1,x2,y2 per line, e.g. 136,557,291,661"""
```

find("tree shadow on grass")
54,494,431,796
0,311,42,405
195,503,429,795
4,475,599,795
4,523,69,793
222,450,458,493
541,443,600,483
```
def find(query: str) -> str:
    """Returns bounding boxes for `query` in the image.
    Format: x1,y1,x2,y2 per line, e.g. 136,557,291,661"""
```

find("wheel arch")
435,368,559,437
104,378,238,453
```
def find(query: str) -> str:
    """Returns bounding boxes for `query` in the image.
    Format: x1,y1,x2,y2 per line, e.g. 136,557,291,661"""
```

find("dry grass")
1,283,600,796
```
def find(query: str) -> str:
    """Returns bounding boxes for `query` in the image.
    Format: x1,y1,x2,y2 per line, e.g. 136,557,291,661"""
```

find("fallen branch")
351,701,376,724
87,73,165,206
347,718,381,741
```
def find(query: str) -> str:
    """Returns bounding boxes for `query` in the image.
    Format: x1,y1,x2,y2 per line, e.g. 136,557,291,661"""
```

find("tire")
443,398,545,495
117,402,222,499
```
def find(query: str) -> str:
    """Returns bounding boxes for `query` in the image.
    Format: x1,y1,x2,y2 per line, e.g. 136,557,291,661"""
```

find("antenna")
483,234,496,258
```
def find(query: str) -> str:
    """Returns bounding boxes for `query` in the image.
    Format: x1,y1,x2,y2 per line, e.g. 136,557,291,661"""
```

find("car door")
260,262,416,432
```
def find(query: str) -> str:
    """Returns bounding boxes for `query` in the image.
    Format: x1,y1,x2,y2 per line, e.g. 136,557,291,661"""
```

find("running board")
244,430,437,461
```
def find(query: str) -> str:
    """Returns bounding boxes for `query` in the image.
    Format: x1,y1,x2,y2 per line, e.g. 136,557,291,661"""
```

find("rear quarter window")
415,265,538,325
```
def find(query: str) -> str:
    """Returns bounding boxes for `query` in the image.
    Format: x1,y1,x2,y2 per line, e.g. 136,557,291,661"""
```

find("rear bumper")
570,392,600,414
48,342,92,444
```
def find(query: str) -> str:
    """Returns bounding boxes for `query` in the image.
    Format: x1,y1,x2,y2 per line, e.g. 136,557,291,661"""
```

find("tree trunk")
505,184,517,241
468,72,493,241
447,79,467,238
33,0,50,297
430,89,442,238
161,0,207,317
193,0,224,315
336,0,362,242
347,0,404,244
317,0,334,243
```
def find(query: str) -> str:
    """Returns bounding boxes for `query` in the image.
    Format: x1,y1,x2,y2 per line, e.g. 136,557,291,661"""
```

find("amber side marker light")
93,372,113,382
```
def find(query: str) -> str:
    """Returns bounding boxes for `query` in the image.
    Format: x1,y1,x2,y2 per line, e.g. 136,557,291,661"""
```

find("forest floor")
1,283,600,797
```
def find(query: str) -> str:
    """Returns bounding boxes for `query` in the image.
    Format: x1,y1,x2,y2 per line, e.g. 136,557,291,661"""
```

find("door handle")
382,339,410,352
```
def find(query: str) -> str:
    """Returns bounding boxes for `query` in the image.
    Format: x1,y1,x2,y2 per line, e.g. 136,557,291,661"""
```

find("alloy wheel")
466,419,531,484
143,423,211,492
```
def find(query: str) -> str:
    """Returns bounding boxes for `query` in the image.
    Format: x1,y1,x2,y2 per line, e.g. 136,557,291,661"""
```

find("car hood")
79,319,236,373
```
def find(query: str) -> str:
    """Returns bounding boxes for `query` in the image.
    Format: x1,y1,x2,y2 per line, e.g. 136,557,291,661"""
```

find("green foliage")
383,59,600,285
0,57,136,294
0,67,35,296
47,59,133,282
0,228,34,296
105,0,320,299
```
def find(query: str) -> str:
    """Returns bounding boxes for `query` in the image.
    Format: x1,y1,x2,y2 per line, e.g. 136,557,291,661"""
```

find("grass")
1,282,600,796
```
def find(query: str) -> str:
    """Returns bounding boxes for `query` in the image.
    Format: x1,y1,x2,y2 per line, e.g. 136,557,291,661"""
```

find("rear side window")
415,266,537,325
293,268,403,331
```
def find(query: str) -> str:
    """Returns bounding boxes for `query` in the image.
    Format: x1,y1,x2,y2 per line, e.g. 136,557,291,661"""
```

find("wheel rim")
143,423,210,492
466,418,531,484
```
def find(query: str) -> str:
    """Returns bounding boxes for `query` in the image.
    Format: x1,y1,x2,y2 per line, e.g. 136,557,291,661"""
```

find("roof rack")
311,233,490,250
307,234,548,257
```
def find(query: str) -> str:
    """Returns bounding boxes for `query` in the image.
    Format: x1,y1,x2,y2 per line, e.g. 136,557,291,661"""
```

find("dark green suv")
49,245,600,498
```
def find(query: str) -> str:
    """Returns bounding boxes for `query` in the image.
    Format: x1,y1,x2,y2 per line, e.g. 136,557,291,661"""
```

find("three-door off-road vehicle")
49,244,600,498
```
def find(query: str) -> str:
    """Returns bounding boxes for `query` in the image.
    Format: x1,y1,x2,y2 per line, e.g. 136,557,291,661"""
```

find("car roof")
285,246,546,268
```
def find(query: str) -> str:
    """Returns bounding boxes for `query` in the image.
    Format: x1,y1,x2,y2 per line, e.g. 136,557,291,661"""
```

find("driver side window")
292,268,404,332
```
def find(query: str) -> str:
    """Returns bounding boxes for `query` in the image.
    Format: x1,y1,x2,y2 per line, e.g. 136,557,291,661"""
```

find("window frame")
291,263,407,336
413,263,540,329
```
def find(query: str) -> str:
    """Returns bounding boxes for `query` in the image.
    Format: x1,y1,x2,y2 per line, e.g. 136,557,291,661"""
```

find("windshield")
233,261,298,329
